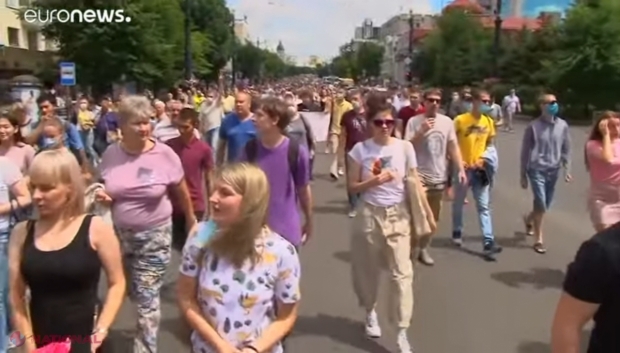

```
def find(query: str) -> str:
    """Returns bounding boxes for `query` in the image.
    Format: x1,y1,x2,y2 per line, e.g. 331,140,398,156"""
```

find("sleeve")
108,114,119,131
404,141,418,169
66,123,85,150
24,146,36,172
453,116,461,135
563,239,612,304
294,144,310,188
520,125,534,178
274,242,301,303
348,142,363,164
561,123,572,173
585,140,603,162
219,115,230,140
403,117,417,141
446,120,457,143
163,144,184,184
2,159,22,186
488,117,496,138
202,144,214,171
179,240,202,278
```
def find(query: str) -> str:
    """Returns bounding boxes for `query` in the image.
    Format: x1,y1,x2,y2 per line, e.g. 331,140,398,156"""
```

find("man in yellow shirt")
222,89,236,114
328,89,353,179
452,89,502,260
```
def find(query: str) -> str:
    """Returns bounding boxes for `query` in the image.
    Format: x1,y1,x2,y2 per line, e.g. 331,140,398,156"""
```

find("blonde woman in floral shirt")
177,163,301,353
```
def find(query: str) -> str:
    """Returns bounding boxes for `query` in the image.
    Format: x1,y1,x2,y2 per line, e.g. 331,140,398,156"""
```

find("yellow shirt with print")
329,100,353,135
222,95,235,113
454,112,495,166
193,95,205,110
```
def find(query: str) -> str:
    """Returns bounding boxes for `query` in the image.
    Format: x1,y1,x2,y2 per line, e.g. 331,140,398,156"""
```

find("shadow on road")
313,205,347,215
490,267,565,290
334,250,351,263
516,330,590,353
292,314,392,353
160,317,192,345
102,329,134,353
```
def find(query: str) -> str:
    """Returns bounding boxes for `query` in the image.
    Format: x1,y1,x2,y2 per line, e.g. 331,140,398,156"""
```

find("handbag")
401,141,433,238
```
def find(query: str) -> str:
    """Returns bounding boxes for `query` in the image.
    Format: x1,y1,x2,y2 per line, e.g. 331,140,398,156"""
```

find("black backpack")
245,138,300,177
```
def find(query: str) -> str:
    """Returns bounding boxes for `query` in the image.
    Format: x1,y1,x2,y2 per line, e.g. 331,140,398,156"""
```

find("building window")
6,0,19,9
27,31,38,50
7,28,20,47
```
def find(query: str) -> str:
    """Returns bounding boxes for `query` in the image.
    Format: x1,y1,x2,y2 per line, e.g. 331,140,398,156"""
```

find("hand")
301,221,313,245
187,219,199,237
426,212,437,234
216,341,241,353
520,176,528,189
473,159,485,168
457,169,467,185
420,119,434,133
91,331,107,352
599,119,609,136
565,173,572,182
373,171,394,186
94,189,112,204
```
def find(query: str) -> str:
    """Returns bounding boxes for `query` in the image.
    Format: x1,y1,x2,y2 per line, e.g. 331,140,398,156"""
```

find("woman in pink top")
96,95,197,353
0,111,36,174
585,111,620,231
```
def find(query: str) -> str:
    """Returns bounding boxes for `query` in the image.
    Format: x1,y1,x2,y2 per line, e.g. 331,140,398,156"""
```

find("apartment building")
0,0,56,80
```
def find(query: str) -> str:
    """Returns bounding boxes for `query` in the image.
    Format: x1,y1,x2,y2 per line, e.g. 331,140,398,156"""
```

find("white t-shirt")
348,138,417,207
0,157,23,232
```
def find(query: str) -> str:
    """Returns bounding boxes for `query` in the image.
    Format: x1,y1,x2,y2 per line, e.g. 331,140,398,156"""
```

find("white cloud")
227,0,435,63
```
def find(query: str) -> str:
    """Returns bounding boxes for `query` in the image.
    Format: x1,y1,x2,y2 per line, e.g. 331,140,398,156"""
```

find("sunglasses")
372,119,395,128
546,101,558,105
426,98,441,104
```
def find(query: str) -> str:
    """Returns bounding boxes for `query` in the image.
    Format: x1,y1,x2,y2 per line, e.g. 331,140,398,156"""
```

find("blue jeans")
79,129,97,161
348,192,360,211
452,169,494,244
203,127,220,162
0,231,9,353
527,168,560,212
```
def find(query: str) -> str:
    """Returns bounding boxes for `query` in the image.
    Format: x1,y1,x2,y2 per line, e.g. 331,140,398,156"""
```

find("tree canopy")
233,42,315,82
323,41,384,80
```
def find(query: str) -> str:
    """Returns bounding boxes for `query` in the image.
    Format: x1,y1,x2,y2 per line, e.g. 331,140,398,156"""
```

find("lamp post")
492,0,503,78
184,0,192,81
408,10,414,83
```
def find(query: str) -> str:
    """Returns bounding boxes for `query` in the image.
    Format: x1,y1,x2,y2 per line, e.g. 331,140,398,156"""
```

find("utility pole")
407,10,414,83
184,0,192,81
492,0,503,78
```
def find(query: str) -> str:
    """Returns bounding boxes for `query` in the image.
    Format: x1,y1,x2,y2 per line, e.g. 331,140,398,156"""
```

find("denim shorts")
527,168,560,212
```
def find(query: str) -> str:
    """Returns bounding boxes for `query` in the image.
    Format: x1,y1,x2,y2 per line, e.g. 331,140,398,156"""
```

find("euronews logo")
23,9,131,24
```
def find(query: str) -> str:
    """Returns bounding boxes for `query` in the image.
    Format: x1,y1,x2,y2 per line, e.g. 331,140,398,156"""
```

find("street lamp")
184,0,192,81
492,0,503,78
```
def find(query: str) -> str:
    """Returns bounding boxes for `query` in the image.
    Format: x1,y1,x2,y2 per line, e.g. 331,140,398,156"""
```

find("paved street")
102,119,594,353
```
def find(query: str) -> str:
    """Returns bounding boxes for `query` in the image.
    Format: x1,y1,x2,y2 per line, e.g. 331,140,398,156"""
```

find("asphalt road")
102,119,595,353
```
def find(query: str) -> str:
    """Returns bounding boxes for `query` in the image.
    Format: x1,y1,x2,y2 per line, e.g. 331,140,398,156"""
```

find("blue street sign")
59,62,76,86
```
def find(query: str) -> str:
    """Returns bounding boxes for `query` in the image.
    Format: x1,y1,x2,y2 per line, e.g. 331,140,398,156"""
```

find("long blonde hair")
208,163,270,268
29,149,85,218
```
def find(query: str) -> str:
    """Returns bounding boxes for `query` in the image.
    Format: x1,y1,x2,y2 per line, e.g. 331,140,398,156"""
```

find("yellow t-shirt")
193,95,205,110
330,100,353,135
222,95,235,113
77,110,94,129
454,112,495,165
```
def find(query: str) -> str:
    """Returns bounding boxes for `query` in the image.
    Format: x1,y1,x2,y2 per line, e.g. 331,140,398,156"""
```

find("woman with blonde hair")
585,110,620,231
97,95,195,353
8,149,125,353
177,163,300,353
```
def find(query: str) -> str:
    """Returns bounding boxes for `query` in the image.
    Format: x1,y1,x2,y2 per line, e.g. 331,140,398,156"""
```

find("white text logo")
23,9,131,24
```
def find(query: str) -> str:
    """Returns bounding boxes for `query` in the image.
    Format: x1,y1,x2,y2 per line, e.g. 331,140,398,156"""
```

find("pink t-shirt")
586,139,620,185
99,140,184,231
0,143,36,174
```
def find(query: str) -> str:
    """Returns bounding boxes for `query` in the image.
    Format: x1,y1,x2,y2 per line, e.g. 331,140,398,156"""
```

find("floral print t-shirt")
180,229,301,353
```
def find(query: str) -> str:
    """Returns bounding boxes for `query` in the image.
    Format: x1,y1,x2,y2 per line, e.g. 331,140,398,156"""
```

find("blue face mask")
480,104,493,114
41,137,59,149
546,102,559,116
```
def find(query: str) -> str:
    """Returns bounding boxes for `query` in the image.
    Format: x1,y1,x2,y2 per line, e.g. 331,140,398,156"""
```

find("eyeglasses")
426,98,441,104
546,101,558,105
372,119,395,128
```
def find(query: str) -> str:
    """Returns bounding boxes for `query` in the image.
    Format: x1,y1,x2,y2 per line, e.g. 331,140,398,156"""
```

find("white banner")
302,112,331,142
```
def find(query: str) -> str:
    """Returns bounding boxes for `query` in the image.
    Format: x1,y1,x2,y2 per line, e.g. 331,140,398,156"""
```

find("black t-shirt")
563,223,620,353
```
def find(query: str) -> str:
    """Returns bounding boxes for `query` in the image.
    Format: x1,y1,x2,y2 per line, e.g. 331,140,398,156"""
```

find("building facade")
233,18,250,44
0,0,57,80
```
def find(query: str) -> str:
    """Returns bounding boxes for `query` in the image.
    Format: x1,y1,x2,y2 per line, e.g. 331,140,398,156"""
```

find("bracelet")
244,345,259,353
92,327,108,335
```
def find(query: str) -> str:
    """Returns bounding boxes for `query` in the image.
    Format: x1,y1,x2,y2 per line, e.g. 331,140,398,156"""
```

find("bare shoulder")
88,216,115,248
8,221,29,250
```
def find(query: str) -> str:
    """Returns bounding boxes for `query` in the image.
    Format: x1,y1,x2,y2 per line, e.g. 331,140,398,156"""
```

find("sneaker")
348,210,357,218
418,248,435,266
452,231,463,247
396,329,412,353
483,242,503,261
364,310,382,338
338,168,344,176
330,172,339,180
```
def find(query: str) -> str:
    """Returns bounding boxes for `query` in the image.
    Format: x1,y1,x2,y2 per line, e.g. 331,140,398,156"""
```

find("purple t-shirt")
98,140,184,231
239,138,310,246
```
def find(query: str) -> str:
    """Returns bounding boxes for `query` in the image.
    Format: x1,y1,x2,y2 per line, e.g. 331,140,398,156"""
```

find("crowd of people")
0,80,617,353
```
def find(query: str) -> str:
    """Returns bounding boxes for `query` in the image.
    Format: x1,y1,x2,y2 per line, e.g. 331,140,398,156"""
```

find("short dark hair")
256,97,291,131
37,94,56,106
472,89,489,100
424,88,442,99
179,107,198,126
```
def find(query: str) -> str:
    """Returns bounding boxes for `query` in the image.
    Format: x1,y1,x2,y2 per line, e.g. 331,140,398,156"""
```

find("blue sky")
225,0,570,64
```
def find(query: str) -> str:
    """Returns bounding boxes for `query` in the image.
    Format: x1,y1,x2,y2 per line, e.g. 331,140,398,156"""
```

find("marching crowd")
0,81,618,353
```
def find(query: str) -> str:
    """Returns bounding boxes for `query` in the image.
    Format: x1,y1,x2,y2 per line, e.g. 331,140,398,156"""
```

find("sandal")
533,242,547,254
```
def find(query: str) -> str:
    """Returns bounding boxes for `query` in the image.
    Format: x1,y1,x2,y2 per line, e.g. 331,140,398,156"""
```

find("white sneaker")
364,310,382,338
338,168,344,176
397,329,413,353
348,210,357,218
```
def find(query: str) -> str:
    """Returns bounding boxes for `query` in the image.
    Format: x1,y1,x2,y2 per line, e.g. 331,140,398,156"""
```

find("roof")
479,16,542,30
444,0,485,14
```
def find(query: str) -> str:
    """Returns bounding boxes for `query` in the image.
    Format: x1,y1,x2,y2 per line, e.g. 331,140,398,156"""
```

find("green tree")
547,0,620,110
415,9,491,87
356,42,384,78
35,0,185,93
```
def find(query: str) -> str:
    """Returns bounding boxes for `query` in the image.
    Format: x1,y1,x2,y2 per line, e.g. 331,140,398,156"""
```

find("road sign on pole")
59,62,76,86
